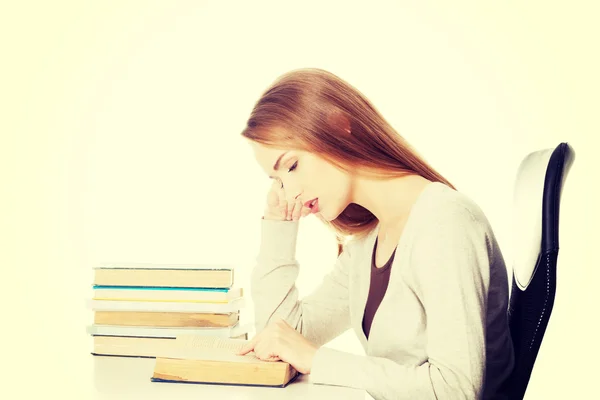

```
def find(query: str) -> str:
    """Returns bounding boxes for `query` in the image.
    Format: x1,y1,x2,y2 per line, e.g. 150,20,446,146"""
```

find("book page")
95,262,234,270
176,335,248,352
158,335,264,363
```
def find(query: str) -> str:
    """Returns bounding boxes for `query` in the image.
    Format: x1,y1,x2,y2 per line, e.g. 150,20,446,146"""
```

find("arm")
250,218,353,347
309,207,491,400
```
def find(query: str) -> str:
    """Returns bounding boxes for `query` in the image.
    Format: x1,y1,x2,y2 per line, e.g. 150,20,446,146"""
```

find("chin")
321,204,346,222
320,212,334,222
316,207,332,222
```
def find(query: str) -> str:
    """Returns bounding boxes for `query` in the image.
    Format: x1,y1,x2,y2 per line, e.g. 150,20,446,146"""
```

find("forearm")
251,218,303,331
310,348,480,400
250,218,351,346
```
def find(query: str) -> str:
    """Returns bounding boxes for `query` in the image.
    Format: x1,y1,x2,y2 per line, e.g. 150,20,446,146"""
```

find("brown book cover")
150,336,299,388
93,263,234,288
94,311,239,328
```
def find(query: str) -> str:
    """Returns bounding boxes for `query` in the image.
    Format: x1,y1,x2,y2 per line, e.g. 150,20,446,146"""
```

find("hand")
263,180,312,221
237,318,318,374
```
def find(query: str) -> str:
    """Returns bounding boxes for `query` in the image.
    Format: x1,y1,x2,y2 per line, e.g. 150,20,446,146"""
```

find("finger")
253,341,280,361
237,343,255,355
237,334,260,355
286,197,300,220
291,199,303,221
300,206,311,217
237,343,253,355
277,187,288,217
276,180,286,199
253,352,280,362
267,183,280,208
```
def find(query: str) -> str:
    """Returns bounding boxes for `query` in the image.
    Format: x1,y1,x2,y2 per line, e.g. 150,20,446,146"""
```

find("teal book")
93,286,231,291
92,285,243,302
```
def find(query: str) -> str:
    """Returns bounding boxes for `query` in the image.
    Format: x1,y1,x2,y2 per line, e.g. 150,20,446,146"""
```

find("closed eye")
287,161,298,173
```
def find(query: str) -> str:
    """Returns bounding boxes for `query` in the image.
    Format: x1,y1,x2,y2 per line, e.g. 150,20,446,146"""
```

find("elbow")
430,366,483,400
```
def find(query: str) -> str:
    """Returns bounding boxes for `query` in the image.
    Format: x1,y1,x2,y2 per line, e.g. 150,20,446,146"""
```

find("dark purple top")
362,237,396,339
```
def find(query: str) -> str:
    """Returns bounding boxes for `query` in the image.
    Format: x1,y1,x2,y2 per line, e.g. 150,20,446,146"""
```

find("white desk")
92,355,372,400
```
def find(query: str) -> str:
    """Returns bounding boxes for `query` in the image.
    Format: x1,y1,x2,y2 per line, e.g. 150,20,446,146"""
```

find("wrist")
262,209,286,221
262,215,285,221
259,217,299,260
303,344,318,374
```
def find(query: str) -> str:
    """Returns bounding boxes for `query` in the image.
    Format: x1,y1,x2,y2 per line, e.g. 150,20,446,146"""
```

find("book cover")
92,286,243,302
150,336,299,388
93,267,234,288
87,296,245,313
87,322,250,338
93,263,235,271
150,374,299,388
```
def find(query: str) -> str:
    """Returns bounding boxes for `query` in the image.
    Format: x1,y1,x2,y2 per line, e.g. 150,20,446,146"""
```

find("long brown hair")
241,68,454,255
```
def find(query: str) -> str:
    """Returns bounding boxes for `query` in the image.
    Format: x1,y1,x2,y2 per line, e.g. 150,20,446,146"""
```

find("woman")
237,68,514,399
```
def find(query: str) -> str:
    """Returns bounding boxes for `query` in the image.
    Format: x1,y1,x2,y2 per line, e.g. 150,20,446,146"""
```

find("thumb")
266,185,280,208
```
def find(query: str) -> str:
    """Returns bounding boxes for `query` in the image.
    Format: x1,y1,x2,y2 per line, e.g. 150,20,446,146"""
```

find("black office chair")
507,142,575,399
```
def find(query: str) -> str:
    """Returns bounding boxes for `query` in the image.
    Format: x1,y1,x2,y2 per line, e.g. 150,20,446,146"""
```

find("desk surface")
92,355,371,400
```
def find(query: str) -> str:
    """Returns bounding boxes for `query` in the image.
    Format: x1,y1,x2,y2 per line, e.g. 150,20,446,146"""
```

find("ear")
327,109,352,134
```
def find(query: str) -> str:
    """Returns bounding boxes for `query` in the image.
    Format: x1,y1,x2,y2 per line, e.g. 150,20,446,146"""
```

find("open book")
151,335,299,388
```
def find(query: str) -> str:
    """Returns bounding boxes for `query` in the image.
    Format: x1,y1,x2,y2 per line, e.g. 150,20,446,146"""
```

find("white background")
2,1,598,398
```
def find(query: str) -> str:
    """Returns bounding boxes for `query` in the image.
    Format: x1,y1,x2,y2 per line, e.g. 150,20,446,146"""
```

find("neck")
350,173,432,229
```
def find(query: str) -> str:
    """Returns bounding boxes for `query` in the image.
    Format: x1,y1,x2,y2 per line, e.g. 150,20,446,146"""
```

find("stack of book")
87,263,248,358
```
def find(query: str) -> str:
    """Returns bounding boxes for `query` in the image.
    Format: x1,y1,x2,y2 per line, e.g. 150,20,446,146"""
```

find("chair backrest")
507,142,575,399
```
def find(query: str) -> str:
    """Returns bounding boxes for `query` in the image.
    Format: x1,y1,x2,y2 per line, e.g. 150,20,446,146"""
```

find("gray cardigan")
250,182,514,399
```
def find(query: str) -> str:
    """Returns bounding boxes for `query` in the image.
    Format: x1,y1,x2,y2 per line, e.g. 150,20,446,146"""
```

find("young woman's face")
250,141,353,221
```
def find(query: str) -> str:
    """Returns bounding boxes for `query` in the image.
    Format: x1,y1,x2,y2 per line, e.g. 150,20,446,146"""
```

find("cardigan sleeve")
309,205,491,400
250,218,353,347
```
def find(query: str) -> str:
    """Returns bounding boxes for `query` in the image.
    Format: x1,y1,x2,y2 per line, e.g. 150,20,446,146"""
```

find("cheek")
324,170,349,198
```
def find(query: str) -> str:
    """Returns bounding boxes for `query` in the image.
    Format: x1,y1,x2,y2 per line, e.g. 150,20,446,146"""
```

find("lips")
304,198,319,213
304,198,317,208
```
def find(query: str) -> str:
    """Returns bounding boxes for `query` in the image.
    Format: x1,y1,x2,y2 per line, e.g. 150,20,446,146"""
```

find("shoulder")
412,182,491,237
406,184,496,285
406,183,497,269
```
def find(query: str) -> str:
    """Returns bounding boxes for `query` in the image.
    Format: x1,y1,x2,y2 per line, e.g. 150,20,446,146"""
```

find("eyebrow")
268,151,288,179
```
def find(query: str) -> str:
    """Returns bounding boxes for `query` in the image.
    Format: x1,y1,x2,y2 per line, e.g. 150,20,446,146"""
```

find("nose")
282,178,302,202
